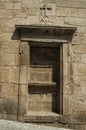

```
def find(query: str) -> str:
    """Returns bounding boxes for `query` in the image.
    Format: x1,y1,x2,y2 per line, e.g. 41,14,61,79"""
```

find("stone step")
24,111,62,123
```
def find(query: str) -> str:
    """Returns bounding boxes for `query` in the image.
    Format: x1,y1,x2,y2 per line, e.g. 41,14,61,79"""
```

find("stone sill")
24,111,62,123
30,65,53,68
28,82,56,86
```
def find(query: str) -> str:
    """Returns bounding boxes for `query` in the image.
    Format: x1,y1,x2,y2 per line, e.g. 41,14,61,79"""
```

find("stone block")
20,54,29,66
2,112,7,120
44,16,64,26
14,17,26,25
63,44,68,62
0,98,4,113
74,86,82,96
63,75,69,86
78,26,86,33
78,76,86,87
72,34,81,45
82,54,86,63
7,114,17,121
55,0,71,7
63,95,72,115
1,42,19,54
52,0,86,9
70,0,86,8
28,94,53,102
20,66,28,84
71,8,78,17
1,0,21,1
70,75,80,86
0,83,18,96
18,96,26,115
56,7,66,16
82,87,86,96
29,67,53,72
22,0,39,9
5,2,21,9
0,114,3,119
70,124,84,130
0,33,13,42
71,111,86,124
65,17,86,26
72,53,82,63
70,63,78,76
79,34,86,44
28,8,40,16
0,18,14,27
28,101,52,111
63,63,68,76
0,53,19,66
30,71,51,83
0,84,1,94
55,16,65,25
0,26,15,33
73,45,86,54
74,86,86,97
20,85,27,96
30,67,53,81
83,125,86,130
26,16,39,25
0,10,14,18
20,42,29,54
43,0,56,3
0,2,5,9
63,76,73,95
77,63,86,76
71,96,86,112
0,67,19,83
78,9,86,18
80,81,86,87
17,115,24,122
4,96,18,114
13,9,28,18
56,7,71,17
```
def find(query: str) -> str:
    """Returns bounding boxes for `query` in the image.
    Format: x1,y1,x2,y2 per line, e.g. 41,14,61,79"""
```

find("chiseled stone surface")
0,119,73,130
0,0,86,130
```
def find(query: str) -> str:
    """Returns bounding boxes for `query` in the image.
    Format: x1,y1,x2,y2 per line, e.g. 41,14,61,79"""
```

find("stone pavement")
0,120,73,130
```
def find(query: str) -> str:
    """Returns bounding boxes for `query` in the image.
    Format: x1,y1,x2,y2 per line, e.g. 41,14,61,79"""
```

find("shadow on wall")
11,28,21,40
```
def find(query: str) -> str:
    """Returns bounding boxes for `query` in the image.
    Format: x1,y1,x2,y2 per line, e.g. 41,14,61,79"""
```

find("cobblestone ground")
0,120,72,130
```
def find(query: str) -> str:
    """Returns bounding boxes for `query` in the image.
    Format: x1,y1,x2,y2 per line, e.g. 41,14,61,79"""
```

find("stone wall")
0,0,86,130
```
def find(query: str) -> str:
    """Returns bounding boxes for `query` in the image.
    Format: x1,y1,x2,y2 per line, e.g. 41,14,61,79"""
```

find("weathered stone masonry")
0,0,86,130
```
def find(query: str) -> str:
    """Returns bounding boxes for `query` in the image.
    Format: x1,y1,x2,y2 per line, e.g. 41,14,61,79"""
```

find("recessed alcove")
28,46,60,114
15,25,76,122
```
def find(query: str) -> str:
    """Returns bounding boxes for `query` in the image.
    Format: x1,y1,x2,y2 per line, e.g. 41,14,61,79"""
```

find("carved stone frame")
16,25,76,122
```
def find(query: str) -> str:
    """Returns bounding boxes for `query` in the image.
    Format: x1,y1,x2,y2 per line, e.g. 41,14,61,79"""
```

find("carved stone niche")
16,25,76,122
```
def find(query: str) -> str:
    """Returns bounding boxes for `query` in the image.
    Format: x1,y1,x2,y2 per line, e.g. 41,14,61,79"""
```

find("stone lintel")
15,25,76,43
15,25,76,35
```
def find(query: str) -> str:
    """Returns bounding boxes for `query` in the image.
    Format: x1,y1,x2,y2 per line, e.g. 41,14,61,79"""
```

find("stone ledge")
28,82,56,87
24,111,62,123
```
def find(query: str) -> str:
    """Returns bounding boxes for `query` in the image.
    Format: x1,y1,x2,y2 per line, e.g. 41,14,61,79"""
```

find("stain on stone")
4,98,17,114
73,113,86,124
0,84,1,93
